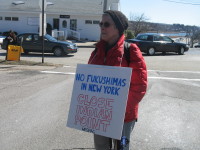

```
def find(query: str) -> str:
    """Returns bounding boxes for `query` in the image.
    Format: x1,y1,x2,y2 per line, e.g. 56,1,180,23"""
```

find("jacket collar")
96,34,125,50
94,34,126,62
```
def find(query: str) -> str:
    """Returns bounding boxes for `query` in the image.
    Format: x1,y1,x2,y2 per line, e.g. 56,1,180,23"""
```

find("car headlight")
67,45,74,49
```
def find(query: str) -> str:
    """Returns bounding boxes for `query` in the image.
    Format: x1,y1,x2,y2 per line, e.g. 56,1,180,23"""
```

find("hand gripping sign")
67,64,132,140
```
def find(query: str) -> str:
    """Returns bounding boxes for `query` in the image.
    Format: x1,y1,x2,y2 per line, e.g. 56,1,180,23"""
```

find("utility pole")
39,0,47,63
103,0,108,12
39,0,53,63
42,0,44,63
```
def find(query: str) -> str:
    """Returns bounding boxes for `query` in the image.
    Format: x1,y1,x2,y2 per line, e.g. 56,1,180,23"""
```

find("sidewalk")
71,41,97,48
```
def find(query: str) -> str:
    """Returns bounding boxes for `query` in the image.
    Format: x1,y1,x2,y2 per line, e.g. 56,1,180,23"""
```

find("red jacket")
88,35,147,122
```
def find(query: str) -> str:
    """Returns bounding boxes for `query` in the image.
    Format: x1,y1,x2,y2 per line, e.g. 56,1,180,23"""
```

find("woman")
5,30,17,49
88,10,147,150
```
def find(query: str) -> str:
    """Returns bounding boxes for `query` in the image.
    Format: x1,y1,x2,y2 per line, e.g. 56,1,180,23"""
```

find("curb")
77,45,95,48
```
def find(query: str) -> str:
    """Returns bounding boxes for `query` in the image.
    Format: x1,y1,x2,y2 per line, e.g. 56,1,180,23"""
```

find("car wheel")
178,47,184,55
53,47,63,57
147,47,155,56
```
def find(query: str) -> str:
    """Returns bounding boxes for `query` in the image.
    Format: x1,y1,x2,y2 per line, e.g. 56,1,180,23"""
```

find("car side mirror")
172,40,174,43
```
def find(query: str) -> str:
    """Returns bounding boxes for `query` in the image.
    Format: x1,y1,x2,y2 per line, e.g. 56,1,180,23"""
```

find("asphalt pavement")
0,46,200,150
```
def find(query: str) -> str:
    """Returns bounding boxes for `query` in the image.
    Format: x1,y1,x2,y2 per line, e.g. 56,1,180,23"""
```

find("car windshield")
45,34,57,42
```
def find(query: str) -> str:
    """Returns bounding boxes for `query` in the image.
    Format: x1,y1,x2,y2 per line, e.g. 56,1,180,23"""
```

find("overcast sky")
120,0,200,26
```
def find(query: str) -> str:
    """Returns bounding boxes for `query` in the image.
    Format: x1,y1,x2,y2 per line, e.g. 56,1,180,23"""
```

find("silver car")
0,35,6,45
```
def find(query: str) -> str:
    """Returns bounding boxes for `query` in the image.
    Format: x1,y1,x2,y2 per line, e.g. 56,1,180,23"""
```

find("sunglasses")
99,22,112,28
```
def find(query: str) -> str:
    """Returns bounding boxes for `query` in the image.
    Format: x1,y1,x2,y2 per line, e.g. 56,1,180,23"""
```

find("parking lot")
0,47,200,150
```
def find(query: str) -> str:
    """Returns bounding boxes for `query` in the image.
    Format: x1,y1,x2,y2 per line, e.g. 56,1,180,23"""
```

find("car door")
162,36,177,52
20,34,35,51
30,34,43,52
135,35,152,52
153,35,165,52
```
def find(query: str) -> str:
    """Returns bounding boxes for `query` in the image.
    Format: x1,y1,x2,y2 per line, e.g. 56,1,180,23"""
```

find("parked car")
126,33,189,56
194,43,200,48
2,33,78,56
0,35,6,45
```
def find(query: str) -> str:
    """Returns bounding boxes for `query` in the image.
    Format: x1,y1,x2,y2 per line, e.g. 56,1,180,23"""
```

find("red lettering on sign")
75,94,114,132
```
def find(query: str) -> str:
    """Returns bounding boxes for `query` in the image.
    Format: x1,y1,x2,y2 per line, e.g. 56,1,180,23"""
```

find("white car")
194,43,200,48
0,35,6,45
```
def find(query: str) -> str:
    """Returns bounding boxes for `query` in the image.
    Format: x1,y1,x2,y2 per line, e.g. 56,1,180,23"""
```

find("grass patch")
0,59,62,67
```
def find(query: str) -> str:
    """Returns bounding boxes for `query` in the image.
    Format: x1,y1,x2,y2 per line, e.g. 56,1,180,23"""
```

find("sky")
120,0,200,26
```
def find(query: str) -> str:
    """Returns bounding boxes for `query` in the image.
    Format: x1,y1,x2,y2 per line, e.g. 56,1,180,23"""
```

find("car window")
154,35,163,41
17,35,23,42
45,34,57,42
136,35,148,41
25,35,32,41
33,34,39,41
163,36,172,42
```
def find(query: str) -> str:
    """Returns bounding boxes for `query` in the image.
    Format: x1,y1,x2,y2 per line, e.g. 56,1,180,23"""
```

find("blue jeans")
94,120,136,150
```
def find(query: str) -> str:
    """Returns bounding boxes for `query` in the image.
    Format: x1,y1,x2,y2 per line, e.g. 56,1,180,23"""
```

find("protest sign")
67,64,132,140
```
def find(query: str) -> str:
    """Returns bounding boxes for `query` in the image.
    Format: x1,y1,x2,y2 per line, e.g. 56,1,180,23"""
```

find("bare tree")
185,25,200,47
128,13,149,36
191,28,200,47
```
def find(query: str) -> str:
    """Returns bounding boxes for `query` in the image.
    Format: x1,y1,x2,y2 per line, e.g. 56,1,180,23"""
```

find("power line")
178,0,200,2
163,0,200,5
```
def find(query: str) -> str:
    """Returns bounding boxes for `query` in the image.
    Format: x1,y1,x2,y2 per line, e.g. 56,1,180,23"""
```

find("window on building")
85,20,92,24
62,20,67,28
5,17,11,21
93,20,100,24
70,19,77,31
0,17,2,20
12,17,19,21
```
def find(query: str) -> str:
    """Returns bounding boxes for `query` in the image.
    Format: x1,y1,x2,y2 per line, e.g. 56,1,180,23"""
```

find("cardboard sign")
67,64,132,140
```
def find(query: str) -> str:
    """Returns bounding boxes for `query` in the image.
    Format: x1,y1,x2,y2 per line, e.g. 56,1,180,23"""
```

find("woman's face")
100,14,119,45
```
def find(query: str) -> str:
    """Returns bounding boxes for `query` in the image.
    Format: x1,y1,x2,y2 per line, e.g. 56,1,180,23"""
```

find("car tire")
178,47,184,55
53,47,63,57
147,47,155,56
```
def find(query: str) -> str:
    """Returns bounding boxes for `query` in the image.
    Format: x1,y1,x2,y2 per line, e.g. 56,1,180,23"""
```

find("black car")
126,33,189,56
2,33,78,56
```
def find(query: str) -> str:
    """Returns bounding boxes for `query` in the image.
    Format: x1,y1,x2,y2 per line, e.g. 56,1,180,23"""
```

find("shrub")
125,30,134,39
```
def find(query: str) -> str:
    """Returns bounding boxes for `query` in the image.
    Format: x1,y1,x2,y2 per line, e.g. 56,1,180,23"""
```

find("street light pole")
42,0,44,63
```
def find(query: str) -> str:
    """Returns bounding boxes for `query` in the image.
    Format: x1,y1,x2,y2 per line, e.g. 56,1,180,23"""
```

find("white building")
0,0,119,41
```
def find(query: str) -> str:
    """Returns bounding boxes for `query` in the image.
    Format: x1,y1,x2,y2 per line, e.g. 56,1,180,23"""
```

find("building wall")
76,16,101,41
46,15,101,41
0,0,119,40
0,12,39,34
0,12,101,41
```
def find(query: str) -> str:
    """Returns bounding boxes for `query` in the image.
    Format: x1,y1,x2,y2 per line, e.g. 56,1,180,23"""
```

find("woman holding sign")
88,10,147,150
